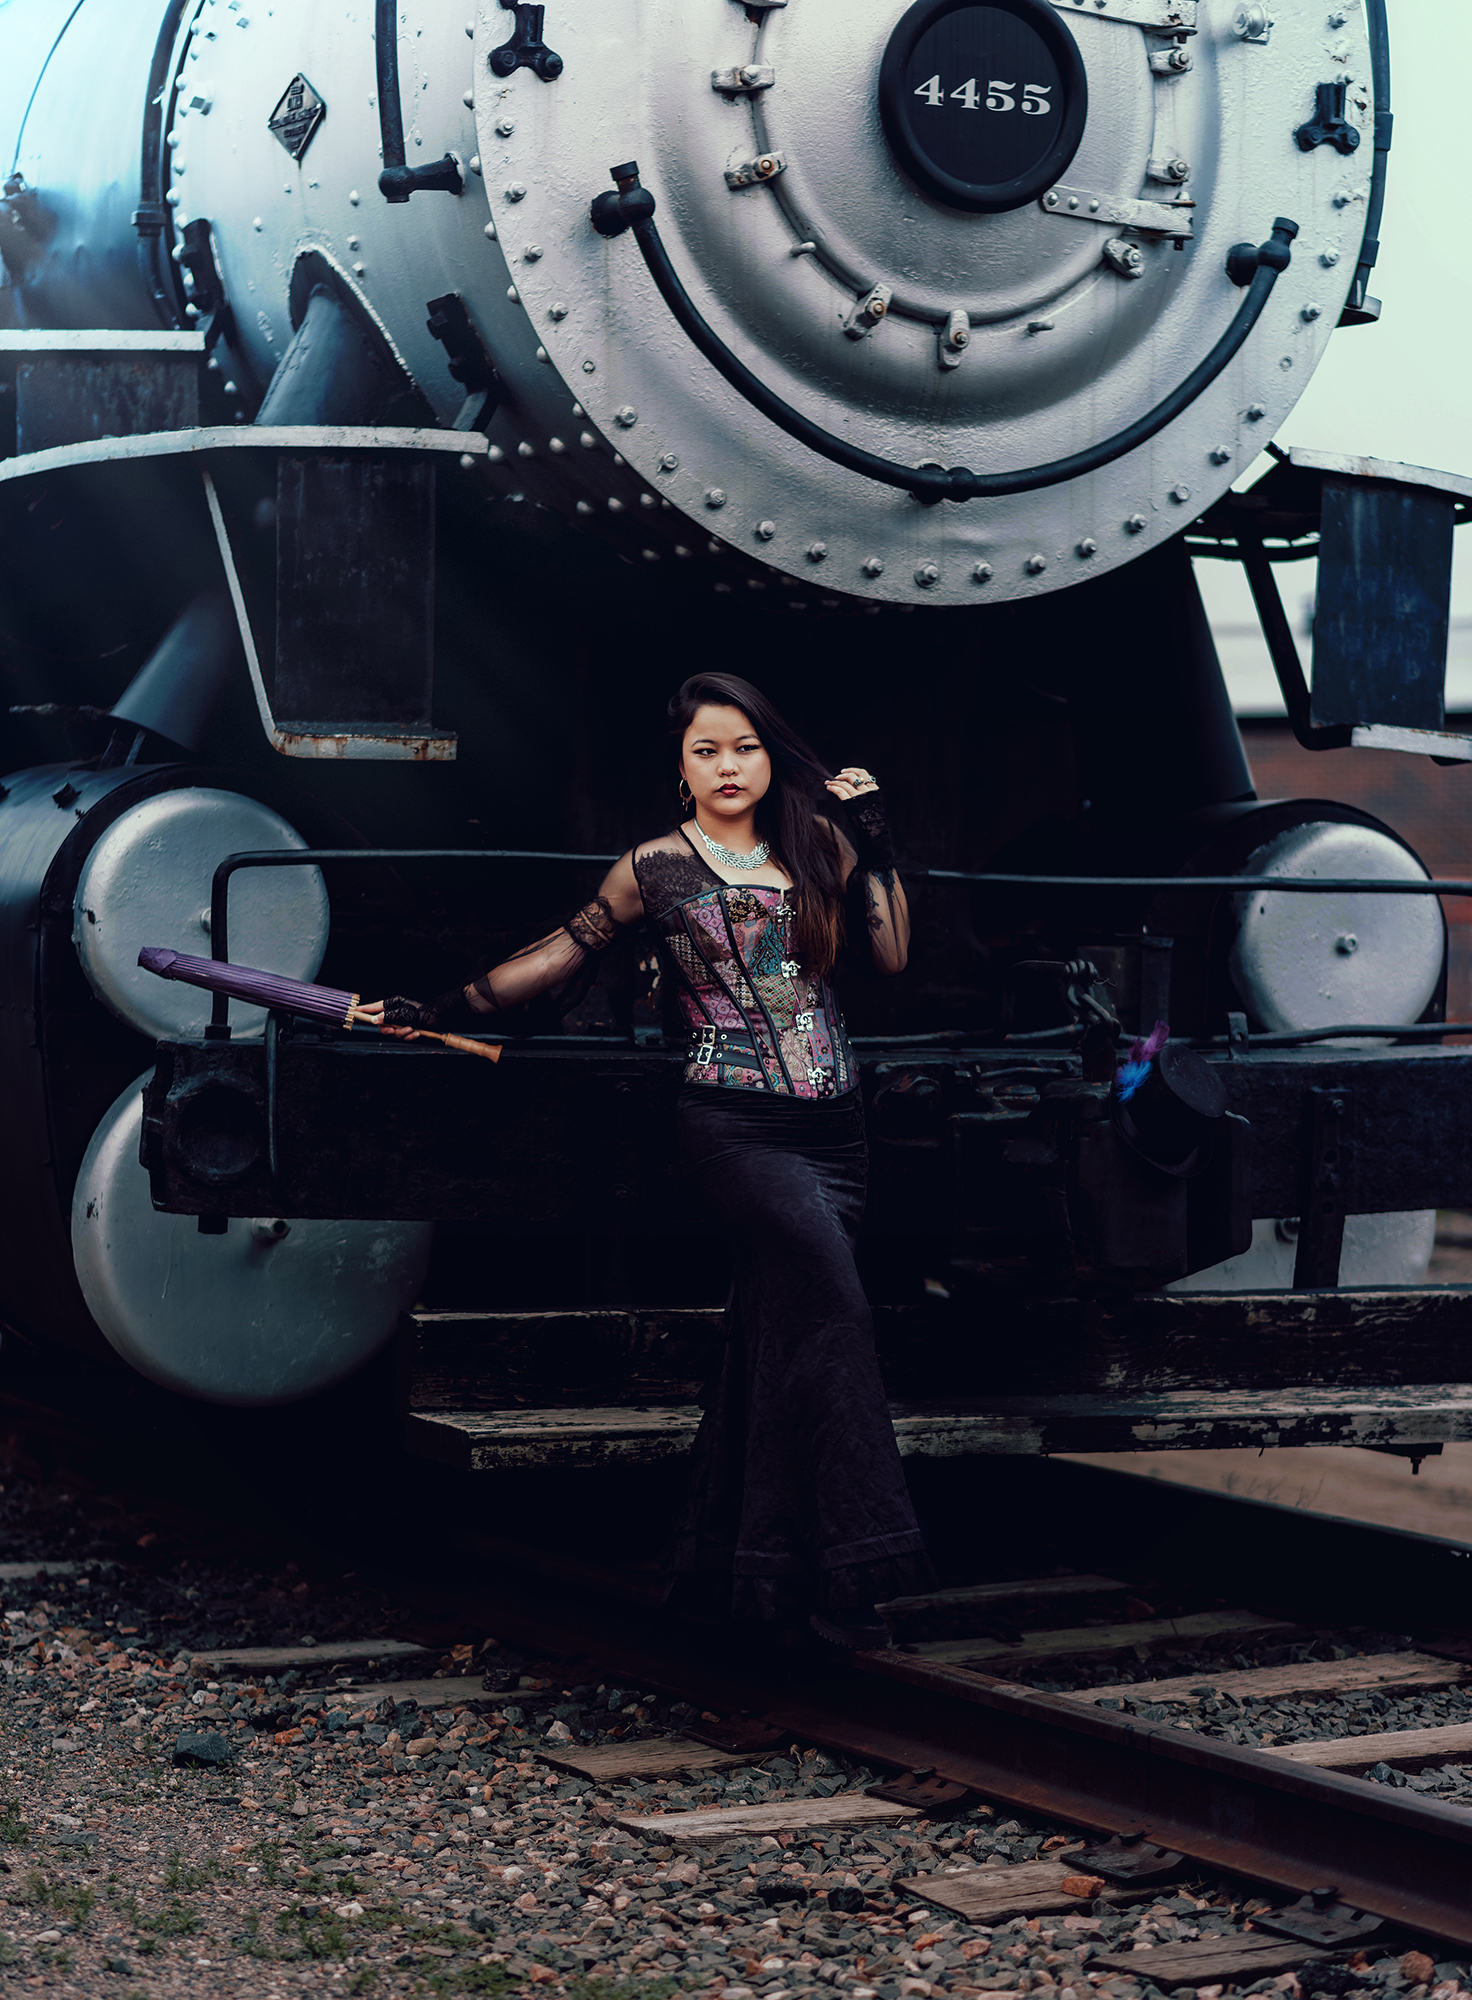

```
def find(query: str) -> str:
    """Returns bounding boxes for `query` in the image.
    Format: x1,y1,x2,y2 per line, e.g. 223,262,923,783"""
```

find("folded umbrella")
136,948,501,1061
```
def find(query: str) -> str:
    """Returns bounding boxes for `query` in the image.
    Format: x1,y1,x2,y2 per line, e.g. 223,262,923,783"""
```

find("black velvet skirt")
667,1082,935,1624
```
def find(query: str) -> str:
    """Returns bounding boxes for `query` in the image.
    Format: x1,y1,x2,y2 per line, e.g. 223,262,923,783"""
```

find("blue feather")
1115,1059,1151,1103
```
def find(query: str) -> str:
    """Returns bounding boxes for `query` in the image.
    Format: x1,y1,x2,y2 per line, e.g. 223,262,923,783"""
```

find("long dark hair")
668,672,847,976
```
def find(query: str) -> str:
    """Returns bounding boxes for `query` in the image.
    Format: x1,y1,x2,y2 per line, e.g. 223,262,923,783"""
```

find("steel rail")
758,1650,1472,1948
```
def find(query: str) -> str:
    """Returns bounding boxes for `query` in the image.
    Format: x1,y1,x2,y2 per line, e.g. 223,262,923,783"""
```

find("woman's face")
680,704,773,822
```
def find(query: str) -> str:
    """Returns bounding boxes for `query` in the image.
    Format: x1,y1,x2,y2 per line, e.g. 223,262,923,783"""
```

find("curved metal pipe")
374,0,462,202
592,166,1297,506
1343,0,1390,325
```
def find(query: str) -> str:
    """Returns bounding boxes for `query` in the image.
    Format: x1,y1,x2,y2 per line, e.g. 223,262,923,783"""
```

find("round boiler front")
133,0,1376,606
71,789,329,1042
72,1075,432,1406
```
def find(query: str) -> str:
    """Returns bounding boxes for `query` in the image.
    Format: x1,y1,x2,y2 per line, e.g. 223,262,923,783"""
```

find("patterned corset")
652,883,855,1098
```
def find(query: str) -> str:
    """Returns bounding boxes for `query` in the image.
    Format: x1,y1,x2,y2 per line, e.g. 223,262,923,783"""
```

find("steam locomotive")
2,0,1469,1468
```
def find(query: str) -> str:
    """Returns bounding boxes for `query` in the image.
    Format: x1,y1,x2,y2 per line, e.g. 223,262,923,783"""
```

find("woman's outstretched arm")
360,849,643,1031
826,769,909,976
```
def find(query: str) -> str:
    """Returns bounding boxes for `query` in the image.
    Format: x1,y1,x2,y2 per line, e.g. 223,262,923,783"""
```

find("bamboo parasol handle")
345,1010,503,1062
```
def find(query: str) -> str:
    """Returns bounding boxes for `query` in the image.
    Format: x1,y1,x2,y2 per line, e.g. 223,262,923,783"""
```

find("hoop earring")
678,778,693,810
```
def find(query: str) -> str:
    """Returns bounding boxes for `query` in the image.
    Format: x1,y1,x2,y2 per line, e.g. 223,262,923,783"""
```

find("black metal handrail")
204,846,1472,1040
207,847,618,1033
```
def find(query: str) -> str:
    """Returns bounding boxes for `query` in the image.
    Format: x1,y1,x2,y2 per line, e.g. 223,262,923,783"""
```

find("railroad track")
3,1368,1472,1992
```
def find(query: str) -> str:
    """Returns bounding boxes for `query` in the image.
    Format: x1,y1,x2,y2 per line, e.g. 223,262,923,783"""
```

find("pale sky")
1196,0,1472,711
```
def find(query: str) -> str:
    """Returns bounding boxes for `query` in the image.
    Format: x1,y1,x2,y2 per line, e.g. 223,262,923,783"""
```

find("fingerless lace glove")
841,789,896,871
381,982,485,1030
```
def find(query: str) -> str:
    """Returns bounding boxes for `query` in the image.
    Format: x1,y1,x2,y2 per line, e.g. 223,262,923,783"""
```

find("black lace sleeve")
563,894,623,953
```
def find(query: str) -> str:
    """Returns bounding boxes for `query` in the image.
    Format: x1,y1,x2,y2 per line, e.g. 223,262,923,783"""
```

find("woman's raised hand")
825,766,881,801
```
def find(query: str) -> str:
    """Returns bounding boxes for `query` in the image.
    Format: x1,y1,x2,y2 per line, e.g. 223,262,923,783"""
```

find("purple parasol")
138,947,358,1026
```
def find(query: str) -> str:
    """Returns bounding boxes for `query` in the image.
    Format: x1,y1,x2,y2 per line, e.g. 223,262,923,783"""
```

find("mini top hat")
1112,1021,1227,1178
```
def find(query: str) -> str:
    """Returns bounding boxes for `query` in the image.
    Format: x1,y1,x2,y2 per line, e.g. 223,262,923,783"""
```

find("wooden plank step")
612,1792,921,1848
407,1387,1472,1471
899,1859,1108,1922
910,1611,1294,1672
1089,1935,1328,1984
187,1638,433,1676
1263,1721,1472,1775
307,1676,495,1712
538,1736,762,1782
1062,1650,1470,1710
877,1575,1127,1618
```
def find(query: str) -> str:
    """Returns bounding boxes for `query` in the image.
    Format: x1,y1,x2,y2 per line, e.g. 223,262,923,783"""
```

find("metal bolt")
658,453,679,472
505,182,526,201
806,542,827,563
350,189,361,206
487,445,505,462
1301,303,1322,322
1125,513,1147,533
755,520,776,541
1246,402,1266,421
1025,554,1047,575
640,493,656,508
1103,238,1144,279
517,441,534,458
1210,445,1232,465
580,432,596,448
524,244,542,261
1327,8,1348,26
1149,43,1192,72
1335,933,1359,955
251,1218,291,1242
1320,249,1340,268
463,89,475,107
549,302,568,320
972,563,993,583
223,380,238,395
576,499,592,514
583,360,596,374
608,497,624,512
614,406,638,429
862,557,884,578
914,563,939,588
506,285,519,302
1169,482,1192,504
1233,2,1271,37
706,489,727,510
535,346,549,363
1076,537,1097,558
459,453,476,471
642,548,659,562
483,222,497,240
1044,191,1060,209
740,65,761,84
496,118,515,136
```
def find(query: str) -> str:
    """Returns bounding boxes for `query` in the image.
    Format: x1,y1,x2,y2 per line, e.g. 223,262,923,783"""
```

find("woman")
362,672,934,1649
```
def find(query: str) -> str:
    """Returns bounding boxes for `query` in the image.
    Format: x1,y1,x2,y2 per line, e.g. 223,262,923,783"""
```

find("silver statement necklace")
691,817,770,871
